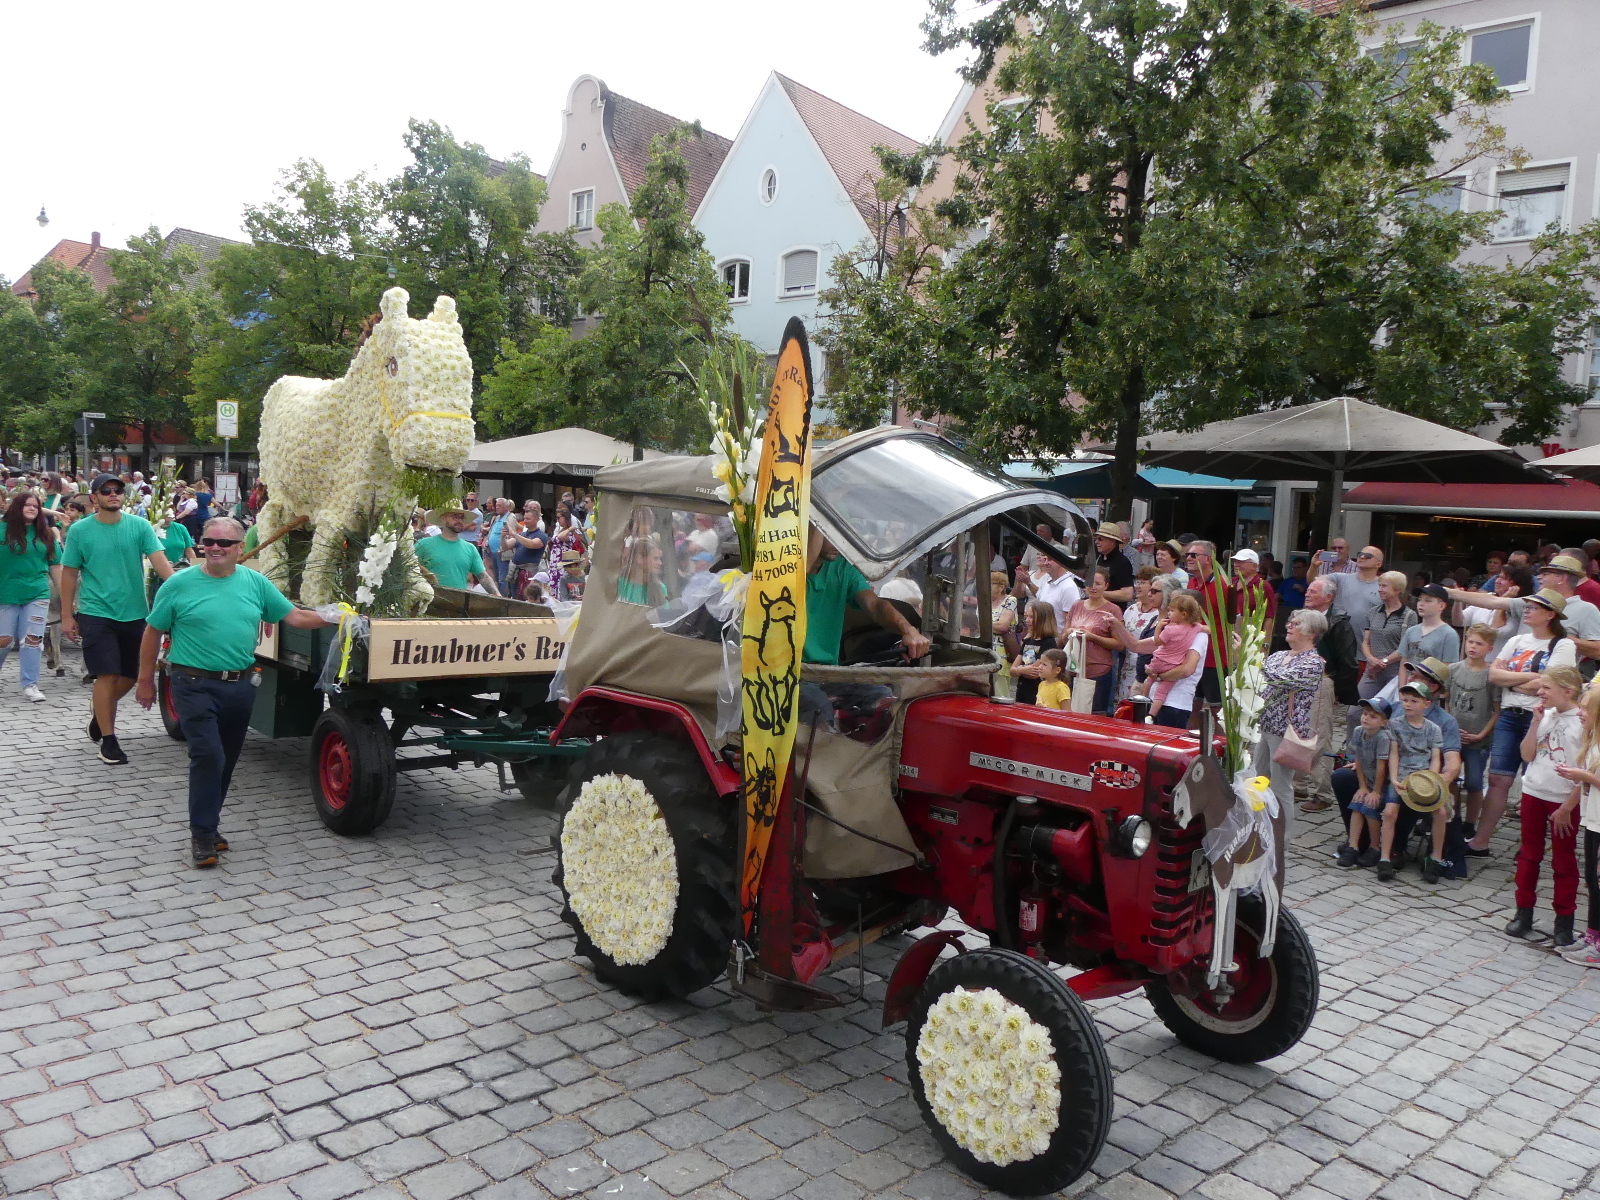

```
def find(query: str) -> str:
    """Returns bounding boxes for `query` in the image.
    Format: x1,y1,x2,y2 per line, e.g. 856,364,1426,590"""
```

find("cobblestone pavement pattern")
4,660,1600,1200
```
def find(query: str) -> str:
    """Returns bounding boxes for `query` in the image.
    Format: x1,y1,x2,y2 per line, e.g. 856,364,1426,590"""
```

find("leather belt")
171,664,255,683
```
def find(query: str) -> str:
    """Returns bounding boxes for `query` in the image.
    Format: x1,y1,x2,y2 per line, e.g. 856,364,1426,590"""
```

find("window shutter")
783,250,818,293
1500,164,1569,195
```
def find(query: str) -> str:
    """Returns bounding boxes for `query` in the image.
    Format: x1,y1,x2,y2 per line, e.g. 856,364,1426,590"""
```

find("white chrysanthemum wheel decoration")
561,774,680,966
917,987,1062,1167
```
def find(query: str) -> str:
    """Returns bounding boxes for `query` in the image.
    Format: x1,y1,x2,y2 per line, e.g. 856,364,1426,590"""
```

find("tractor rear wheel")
310,707,396,835
906,947,1112,1196
554,733,735,1000
1144,897,1319,1063
157,666,186,741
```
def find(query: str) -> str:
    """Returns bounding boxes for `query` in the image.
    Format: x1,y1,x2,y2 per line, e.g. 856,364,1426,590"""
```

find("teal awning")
1140,466,1256,490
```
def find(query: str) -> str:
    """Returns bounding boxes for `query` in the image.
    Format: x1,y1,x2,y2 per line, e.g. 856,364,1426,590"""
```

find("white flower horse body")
256,287,475,609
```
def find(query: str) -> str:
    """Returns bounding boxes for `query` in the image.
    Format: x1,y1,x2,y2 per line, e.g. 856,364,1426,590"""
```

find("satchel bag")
1272,723,1319,773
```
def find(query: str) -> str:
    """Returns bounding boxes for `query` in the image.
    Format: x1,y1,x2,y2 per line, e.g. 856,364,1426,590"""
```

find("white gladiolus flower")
916,987,1061,1167
560,774,679,966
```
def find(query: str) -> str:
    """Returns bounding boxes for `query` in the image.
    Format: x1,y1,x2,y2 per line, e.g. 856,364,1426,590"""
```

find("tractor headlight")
1112,815,1153,858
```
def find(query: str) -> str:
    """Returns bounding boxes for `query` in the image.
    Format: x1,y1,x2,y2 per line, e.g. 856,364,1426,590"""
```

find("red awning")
1343,479,1600,521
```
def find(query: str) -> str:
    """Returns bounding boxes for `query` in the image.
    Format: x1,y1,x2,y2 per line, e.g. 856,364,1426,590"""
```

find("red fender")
550,687,740,796
1063,963,1148,1001
882,930,968,1026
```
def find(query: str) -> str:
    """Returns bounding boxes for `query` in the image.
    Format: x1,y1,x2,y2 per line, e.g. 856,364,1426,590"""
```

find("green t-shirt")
160,522,194,562
62,513,164,622
414,535,482,590
803,554,869,665
0,528,54,606
147,565,293,671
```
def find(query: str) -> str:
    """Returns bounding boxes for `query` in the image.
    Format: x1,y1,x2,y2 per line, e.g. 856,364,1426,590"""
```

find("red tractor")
546,428,1318,1195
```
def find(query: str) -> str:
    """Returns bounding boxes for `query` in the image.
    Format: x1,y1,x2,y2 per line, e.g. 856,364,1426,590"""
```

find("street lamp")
36,206,49,228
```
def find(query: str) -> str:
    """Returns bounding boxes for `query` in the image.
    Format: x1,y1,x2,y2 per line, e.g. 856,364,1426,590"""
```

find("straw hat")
1399,770,1447,813
426,503,468,525
1093,521,1126,543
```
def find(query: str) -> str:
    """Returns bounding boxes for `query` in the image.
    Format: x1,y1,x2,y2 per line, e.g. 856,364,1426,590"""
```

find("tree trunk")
1107,364,1145,524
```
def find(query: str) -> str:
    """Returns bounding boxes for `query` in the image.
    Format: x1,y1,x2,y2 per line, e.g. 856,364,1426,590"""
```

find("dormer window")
571,189,595,231
760,168,779,205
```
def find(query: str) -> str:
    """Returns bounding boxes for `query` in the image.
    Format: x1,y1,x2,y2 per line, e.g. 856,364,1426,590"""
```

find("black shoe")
1421,857,1443,885
1357,847,1380,868
212,833,229,852
97,736,128,766
1376,860,1395,882
1505,908,1535,939
1462,822,1477,839
191,834,219,869
87,713,101,742
1336,845,1359,868
1554,915,1576,948
1462,843,1492,858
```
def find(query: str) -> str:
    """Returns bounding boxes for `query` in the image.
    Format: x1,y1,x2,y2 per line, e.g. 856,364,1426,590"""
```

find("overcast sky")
3,0,971,283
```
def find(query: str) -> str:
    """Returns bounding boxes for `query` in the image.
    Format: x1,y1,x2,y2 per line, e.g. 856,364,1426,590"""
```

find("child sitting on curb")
1505,666,1584,947
1337,698,1391,870
1377,681,1443,883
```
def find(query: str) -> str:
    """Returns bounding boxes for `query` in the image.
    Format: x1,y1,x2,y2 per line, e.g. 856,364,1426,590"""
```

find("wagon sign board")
366,618,565,680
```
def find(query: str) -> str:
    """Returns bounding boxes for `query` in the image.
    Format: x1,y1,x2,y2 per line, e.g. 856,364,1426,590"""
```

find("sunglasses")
1356,551,1376,559
199,537,242,548
98,486,125,495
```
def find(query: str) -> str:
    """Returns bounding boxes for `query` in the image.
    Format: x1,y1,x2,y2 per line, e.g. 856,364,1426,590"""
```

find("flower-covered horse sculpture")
256,287,475,610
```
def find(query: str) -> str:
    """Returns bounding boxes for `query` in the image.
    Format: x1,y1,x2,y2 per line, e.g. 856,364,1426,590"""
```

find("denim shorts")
1460,745,1490,792
1490,707,1535,777
1350,794,1385,819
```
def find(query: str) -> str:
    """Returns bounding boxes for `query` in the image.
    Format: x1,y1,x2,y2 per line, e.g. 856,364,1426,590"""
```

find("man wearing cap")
60,473,175,766
1092,523,1134,605
1229,548,1277,625
137,517,330,867
414,505,500,595
1562,547,1600,607
1446,554,1600,669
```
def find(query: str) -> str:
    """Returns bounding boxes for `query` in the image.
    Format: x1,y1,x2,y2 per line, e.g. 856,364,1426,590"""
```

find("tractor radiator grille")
1149,817,1210,945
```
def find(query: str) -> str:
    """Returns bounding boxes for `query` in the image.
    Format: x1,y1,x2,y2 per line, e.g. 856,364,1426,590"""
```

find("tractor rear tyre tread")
310,706,397,836
554,732,735,1001
1144,898,1319,1063
906,947,1113,1196
157,666,186,741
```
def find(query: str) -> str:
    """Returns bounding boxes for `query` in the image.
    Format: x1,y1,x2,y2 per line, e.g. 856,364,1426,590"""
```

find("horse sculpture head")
367,288,475,475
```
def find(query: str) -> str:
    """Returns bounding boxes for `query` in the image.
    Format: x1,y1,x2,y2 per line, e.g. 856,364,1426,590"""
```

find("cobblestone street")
4,660,1600,1200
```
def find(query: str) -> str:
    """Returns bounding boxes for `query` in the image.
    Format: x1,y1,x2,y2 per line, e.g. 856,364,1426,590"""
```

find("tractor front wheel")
1144,898,1319,1063
906,947,1113,1196
310,707,396,835
554,733,735,1000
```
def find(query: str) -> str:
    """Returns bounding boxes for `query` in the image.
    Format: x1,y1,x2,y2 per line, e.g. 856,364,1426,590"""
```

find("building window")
1365,40,1419,84
1471,22,1532,89
571,189,595,231
1407,174,1466,213
721,260,750,302
1589,326,1600,405
760,168,779,205
1493,164,1569,242
781,249,818,296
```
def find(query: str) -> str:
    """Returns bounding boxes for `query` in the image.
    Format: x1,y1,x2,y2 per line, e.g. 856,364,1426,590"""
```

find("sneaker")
22,685,46,703
1420,857,1443,885
87,713,102,742
1336,845,1359,868
1376,860,1396,882
191,834,219,869
1462,843,1491,859
1356,847,1380,868
212,833,229,853
1561,931,1600,965
97,736,128,766
1299,799,1331,813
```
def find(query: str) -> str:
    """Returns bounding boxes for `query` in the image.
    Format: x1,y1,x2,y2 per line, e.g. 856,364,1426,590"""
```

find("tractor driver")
804,526,930,666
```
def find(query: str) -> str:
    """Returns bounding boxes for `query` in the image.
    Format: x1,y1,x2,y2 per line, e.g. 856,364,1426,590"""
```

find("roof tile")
775,75,920,226
601,88,732,216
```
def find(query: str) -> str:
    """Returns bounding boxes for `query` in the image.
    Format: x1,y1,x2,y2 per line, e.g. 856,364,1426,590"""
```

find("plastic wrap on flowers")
916,987,1061,1166
315,604,370,693
1201,770,1278,891
544,601,582,706
646,570,750,741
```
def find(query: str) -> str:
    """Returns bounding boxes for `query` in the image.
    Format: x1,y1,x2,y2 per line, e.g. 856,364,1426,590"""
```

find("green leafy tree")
481,123,733,453
826,0,1600,518
389,120,581,390
0,279,82,462
190,161,394,446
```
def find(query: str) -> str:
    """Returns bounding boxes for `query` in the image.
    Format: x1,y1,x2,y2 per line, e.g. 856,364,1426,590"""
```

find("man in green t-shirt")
138,516,330,867
61,474,175,766
414,505,500,594
159,520,198,567
803,527,928,666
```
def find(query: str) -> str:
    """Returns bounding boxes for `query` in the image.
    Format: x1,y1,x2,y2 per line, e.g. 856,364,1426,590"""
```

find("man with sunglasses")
1316,545,1386,646
60,474,175,765
137,517,329,867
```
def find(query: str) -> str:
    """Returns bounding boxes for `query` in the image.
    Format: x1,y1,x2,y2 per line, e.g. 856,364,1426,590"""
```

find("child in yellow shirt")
1035,649,1070,709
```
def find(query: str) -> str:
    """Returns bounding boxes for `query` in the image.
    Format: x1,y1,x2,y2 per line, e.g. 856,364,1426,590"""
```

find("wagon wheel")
553,732,735,1000
1143,896,1319,1063
509,757,568,812
156,665,186,742
310,707,396,835
906,947,1112,1196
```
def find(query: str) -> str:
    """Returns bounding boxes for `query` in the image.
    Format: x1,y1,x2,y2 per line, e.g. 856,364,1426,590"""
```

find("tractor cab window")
620,504,739,643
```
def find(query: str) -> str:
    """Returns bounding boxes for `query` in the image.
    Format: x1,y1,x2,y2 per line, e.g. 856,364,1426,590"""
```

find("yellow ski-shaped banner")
738,320,814,935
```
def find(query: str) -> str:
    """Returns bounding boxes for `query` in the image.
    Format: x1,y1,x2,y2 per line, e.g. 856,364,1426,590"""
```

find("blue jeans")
1460,746,1490,793
0,597,49,690
1490,707,1534,777
170,673,257,835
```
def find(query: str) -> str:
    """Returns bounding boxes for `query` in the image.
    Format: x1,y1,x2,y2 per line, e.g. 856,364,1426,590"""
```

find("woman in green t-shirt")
0,493,61,702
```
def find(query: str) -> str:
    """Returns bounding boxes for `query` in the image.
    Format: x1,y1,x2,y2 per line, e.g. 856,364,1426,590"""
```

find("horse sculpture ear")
380,288,410,323
429,295,459,325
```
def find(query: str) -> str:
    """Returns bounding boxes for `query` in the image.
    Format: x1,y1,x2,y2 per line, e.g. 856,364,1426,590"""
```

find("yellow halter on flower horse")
255,287,475,611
